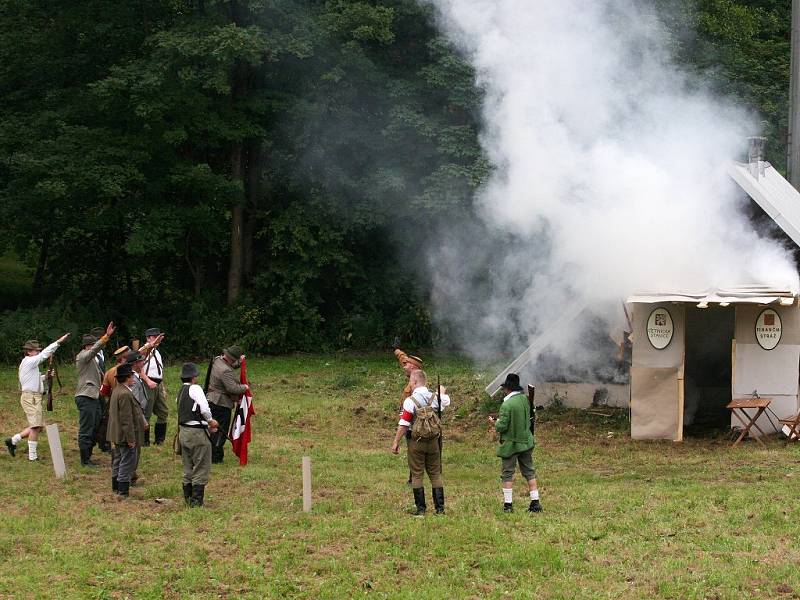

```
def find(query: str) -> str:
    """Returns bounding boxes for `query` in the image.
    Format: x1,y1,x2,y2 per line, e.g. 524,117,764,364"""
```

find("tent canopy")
627,285,796,306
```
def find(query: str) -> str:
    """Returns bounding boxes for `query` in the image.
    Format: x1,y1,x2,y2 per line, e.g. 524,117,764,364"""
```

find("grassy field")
2,353,800,599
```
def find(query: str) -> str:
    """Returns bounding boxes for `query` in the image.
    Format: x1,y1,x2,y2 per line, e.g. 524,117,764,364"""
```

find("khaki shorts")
20,391,44,428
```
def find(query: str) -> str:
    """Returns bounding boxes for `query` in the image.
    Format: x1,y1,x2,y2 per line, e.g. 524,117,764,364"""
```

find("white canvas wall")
732,305,800,435
630,303,685,440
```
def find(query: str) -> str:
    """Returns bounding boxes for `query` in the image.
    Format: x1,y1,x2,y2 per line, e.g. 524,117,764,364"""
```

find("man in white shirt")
5,333,70,460
177,362,218,507
142,327,169,445
391,370,451,515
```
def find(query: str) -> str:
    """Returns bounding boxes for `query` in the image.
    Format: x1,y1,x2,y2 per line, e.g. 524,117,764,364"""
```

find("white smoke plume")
425,0,799,370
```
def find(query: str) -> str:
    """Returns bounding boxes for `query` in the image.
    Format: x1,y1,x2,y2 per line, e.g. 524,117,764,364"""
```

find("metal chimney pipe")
748,136,767,179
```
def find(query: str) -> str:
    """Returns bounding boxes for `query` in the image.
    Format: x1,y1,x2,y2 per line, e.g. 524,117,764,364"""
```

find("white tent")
487,158,800,441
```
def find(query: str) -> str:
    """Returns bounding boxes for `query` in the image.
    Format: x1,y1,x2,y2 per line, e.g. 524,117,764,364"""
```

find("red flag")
231,357,255,466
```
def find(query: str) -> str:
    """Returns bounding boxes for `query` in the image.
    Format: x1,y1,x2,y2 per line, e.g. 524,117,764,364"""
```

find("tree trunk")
243,139,260,283
227,142,245,305
32,231,50,298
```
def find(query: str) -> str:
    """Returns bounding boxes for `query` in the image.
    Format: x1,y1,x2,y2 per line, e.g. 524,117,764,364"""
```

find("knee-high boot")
432,487,445,515
412,487,426,516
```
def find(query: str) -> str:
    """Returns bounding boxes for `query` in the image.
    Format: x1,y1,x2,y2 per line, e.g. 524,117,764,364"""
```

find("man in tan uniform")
393,349,423,485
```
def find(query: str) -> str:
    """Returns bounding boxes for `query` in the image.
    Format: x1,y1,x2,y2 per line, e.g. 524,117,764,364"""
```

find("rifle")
527,384,536,439
437,374,443,474
45,355,62,412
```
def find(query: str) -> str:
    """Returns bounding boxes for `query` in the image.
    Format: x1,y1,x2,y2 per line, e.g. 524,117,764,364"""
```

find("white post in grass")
46,423,66,478
302,456,312,513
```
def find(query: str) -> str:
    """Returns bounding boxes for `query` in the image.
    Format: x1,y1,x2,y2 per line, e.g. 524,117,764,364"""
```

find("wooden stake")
302,456,312,513
46,423,66,479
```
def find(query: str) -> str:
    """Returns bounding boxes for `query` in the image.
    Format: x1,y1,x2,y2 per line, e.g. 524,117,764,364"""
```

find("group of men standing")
4,330,542,514
391,348,543,515
4,325,249,508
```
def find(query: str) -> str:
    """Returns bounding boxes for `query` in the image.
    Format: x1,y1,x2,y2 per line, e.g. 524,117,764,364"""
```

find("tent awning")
627,285,796,306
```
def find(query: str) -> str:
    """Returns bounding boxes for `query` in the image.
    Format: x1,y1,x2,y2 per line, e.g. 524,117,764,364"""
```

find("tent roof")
627,285,796,306
727,160,800,248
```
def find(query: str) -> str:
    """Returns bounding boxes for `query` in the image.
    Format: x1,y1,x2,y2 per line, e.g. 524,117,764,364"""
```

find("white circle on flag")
755,308,782,351
647,307,674,350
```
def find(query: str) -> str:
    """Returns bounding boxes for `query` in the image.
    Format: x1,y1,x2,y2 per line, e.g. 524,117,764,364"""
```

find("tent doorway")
683,305,735,435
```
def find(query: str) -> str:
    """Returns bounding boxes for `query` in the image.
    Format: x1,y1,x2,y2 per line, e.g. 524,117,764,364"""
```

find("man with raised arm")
5,333,70,460
74,322,115,467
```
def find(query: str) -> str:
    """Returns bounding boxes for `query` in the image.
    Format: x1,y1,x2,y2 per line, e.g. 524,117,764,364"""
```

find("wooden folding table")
727,397,771,448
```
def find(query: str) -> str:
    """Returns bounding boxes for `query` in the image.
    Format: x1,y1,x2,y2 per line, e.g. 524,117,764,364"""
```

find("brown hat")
81,334,98,347
223,346,245,361
23,339,42,351
113,345,130,357
404,355,423,368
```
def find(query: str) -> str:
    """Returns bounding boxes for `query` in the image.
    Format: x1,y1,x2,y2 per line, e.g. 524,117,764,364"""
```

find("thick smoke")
425,0,799,374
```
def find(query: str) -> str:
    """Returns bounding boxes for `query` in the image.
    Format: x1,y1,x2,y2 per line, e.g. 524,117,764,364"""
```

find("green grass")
1,353,800,598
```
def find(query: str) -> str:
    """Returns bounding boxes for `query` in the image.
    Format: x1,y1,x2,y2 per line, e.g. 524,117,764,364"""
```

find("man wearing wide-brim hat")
74,322,115,467
177,362,219,507
488,373,542,513
96,345,131,454
107,363,142,498
5,333,71,461
206,346,249,464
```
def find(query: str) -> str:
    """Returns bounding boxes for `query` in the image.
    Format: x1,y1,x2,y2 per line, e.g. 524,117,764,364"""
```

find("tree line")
0,0,792,360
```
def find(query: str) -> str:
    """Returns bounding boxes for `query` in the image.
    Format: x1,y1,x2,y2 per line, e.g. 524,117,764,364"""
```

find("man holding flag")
206,346,249,464
230,356,255,466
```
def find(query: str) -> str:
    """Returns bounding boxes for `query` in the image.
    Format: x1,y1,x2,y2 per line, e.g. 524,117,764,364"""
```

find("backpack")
410,395,441,441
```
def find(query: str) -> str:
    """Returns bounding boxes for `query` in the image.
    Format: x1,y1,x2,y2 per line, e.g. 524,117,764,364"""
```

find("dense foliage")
0,0,793,360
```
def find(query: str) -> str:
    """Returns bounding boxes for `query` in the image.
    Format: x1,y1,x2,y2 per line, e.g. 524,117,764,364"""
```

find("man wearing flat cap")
142,327,169,445
177,362,218,507
5,333,70,460
107,364,143,498
74,322,115,466
206,346,249,464
488,373,542,513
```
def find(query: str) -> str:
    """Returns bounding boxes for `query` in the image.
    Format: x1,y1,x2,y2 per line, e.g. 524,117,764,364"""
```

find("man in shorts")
5,334,71,460
488,373,542,513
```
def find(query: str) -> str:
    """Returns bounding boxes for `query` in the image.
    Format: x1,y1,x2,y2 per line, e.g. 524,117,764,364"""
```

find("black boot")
528,499,542,513
503,503,514,513
143,429,150,447
412,487,426,516
432,487,445,515
183,483,192,505
112,477,119,493
118,481,130,497
80,447,98,467
154,423,167,445
190,484,205,507
5,438,16,457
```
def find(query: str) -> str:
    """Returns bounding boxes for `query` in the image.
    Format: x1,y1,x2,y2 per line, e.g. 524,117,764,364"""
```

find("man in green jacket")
489,373,542,513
